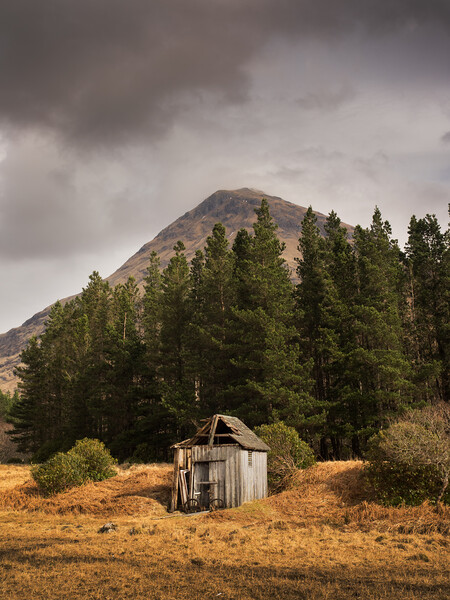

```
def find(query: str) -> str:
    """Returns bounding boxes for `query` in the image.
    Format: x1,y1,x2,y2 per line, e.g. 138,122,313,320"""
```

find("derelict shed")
170,414,270,512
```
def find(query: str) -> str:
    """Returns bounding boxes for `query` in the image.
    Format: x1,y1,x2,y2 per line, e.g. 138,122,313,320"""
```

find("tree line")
7,200,449,462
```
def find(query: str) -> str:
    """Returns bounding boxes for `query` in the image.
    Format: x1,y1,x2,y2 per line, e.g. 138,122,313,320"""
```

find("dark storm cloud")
1,0,450,145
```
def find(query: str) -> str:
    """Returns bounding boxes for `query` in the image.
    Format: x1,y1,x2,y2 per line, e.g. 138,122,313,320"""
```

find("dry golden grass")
261,461,450,534
0,461,449,600
0,463,172,516
0,464,31,490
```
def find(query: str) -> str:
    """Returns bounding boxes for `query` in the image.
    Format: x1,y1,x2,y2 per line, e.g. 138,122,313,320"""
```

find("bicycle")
183,484,224,513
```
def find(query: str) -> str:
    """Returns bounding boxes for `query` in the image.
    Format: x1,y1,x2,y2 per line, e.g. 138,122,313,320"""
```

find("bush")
68,438,117,481
31,438,117,495
365,404,450,506
255,421,315,491
31,452,86,495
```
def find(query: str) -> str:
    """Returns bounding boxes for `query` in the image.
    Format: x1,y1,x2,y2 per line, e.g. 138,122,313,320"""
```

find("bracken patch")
0,464,172,516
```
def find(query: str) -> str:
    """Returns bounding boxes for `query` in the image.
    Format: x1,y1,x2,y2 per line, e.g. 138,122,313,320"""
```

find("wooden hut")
170,414,270,512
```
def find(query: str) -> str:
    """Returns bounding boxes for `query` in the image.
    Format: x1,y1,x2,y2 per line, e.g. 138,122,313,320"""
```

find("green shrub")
68,438,117,481
31,438,117,495
31,452,86,495
364,451,448,506
255,421,315,491
365,404,450,506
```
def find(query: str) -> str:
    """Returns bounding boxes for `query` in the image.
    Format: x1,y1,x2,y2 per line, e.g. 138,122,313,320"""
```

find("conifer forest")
6,201,449,462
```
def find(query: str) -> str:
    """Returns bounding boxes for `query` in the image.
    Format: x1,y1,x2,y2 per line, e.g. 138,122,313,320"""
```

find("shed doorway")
192,460,225,509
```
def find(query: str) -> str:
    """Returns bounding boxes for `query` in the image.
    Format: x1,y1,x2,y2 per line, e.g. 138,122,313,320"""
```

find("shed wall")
239,450,268,504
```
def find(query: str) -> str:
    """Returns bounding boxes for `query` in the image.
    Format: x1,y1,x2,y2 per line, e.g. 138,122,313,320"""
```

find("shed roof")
172,414,270,451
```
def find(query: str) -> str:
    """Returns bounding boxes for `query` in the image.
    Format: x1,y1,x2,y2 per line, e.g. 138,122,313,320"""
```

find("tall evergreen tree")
405,214,449,402
74,272,113,441
8,336,46,453
9,300,81,456
344,208,414,455
103,277,145,457
321,211,358,458
228,199,313,428
65,309,92,442
189,223,236,415
142,251,163,374
159,242,196,436
135,251,176,459
295,208,354,457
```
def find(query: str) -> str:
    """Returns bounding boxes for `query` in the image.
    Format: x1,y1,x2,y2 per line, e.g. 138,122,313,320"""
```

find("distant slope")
0,188,353,392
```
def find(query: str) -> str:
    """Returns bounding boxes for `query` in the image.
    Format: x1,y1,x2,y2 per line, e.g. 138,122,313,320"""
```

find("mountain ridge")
0,188,353,392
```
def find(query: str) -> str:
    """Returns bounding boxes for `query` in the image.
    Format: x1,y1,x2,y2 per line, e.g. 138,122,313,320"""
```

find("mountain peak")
188,188,273,218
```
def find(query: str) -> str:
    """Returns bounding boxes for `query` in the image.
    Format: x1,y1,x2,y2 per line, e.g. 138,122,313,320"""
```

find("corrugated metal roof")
172,414,270,451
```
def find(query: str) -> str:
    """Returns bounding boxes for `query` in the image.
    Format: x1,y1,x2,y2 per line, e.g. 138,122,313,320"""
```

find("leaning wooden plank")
170,448,180,512
208,414,219,446
179,469,189,506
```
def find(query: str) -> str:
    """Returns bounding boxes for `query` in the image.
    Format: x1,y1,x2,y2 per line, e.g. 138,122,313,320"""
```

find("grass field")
0,461,449,600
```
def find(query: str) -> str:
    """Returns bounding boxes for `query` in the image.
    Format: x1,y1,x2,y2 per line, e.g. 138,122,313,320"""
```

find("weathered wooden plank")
233,447,240,508
208,414,219,446
179,469,189,506
170,448,180,512
238,451,243,505
226,447,233,507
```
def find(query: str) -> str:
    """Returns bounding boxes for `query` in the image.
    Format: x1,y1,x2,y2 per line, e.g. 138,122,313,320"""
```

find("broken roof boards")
170,414,269,512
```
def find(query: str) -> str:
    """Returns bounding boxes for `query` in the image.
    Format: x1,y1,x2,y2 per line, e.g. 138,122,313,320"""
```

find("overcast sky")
0,0,449,333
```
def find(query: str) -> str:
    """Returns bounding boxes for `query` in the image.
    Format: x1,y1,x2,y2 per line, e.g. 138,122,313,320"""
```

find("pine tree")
321,210,358,458
9,299,78,456
39,301,75,446
295,208,353,457
142,251,163,374
159,242,196,436
344,208,414,455
132,251,176,460
65,309,92,442
189,223,236,415
8,336,46,453
76,272,113,440
103,277,145,457
405,214,449,402
227,199,313,428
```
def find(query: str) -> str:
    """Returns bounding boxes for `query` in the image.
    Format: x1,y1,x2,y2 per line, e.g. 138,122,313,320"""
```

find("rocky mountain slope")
0,188,353,392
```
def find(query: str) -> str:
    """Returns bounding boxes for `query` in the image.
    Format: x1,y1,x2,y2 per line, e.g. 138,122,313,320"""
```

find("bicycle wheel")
209,498,224,511
183,498,201,513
